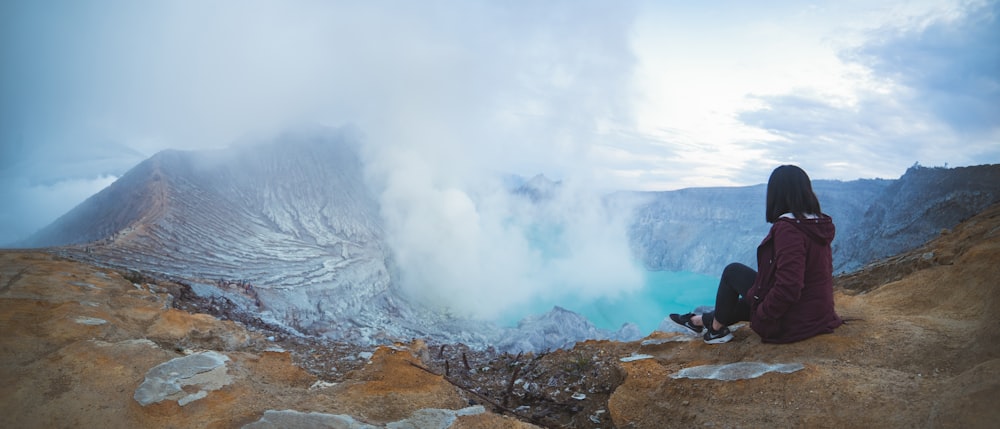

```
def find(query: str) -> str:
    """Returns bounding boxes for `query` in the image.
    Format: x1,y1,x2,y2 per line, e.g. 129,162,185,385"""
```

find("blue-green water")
501,270,718,335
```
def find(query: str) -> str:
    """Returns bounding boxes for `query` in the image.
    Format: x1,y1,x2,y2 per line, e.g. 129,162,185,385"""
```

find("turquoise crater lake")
503,270,719,335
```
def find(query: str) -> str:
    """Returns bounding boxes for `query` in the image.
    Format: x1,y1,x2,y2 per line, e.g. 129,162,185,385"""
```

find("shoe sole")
670,317,703,335
678,323,702,335
704,333,733,344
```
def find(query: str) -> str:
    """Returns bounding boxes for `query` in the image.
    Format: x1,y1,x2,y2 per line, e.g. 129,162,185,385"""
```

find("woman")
670,165,843,344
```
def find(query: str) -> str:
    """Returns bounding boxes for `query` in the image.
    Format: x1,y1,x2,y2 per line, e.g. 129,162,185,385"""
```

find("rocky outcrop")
134,351,232,406
495,306,641,353
837,164,1000,272
242,410,371,429
243,406,490,429
669,362,804,380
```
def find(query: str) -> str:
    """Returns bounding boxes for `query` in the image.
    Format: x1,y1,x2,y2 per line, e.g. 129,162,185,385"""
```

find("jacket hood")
777,214,835,246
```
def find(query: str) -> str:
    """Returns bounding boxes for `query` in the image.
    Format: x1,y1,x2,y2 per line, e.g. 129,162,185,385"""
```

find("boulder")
133,351,232,406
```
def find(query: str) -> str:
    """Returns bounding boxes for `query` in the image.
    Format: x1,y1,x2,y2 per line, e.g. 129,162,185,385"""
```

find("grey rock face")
837,164,1000,272
625,165,1000,275
495,306,642,353
242,406,486,429
671,362,805,380
624,179,891,275
243,410,377,429
133,351,232,406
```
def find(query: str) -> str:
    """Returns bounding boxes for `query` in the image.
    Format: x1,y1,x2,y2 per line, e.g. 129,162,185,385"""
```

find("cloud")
2,0,641,176
738,91,945,178
848,0,1000,134
1,0,648,318
353,1,648,319
0,134,146,242
0,175,118,245
375,158,646,319
737,1,1000,179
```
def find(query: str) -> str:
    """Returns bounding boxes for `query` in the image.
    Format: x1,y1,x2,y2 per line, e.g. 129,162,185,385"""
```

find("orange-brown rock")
0,251,533,428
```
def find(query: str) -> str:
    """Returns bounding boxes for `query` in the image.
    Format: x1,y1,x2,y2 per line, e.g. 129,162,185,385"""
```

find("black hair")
765,165,822,223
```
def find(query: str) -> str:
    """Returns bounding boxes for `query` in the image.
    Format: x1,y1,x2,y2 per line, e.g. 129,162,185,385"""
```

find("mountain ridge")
14,128,1000,350
23,130,406,344
627,164,1000,274
20,129,642,351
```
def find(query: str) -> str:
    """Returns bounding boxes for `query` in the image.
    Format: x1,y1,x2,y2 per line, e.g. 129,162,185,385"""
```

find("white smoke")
370,147,645,320
3,0,647,318
0,175,119,245
346,2,646,320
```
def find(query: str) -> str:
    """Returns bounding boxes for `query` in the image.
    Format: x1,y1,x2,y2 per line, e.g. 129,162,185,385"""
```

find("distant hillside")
626,164,1000,275
22,127,406,343
838,164,1000,272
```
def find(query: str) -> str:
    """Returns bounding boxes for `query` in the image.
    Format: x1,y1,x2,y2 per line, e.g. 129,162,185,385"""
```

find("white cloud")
5,0,994,194
626,0,996,187
2,0,649,318
352,1,647,319
736,0,1000,178
0,175,118,245
374,155,646,319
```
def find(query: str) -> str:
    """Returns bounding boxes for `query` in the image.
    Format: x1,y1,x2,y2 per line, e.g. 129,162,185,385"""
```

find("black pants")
709,263,756,326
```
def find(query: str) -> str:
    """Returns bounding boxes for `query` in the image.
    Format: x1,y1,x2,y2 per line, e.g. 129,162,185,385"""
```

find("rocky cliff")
837,164,1000,272
627,164,1000,275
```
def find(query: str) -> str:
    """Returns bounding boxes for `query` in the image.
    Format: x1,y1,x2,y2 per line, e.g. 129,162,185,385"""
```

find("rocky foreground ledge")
2,204,1000,428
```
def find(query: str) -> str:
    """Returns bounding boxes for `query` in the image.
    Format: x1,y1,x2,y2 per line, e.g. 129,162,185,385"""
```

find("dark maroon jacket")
747,214,843,343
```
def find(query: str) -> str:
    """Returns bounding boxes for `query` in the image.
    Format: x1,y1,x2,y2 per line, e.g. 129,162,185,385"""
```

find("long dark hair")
765,165,822,223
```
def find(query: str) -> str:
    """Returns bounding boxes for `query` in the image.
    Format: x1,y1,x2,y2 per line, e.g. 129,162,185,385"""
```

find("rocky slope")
2,202,998,428
837,163,1000,272
22,127,402,343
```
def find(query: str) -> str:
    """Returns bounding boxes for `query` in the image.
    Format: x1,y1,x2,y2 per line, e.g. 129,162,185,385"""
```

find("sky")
1,0,998,246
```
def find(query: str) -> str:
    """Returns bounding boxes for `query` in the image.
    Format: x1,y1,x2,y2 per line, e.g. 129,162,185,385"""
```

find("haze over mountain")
24,127,410,343
18,127,1000,350
21,127,643,351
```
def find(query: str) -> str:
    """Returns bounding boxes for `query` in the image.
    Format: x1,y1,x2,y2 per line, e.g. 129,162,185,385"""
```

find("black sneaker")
703,325,733,344
669,313,703,334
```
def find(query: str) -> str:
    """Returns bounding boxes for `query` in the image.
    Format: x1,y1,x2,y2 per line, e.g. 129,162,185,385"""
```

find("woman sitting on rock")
670,165,843,344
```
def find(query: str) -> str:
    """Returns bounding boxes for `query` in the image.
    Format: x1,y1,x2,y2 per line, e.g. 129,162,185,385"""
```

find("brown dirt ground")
608,203,1000,428
1,203,998,428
